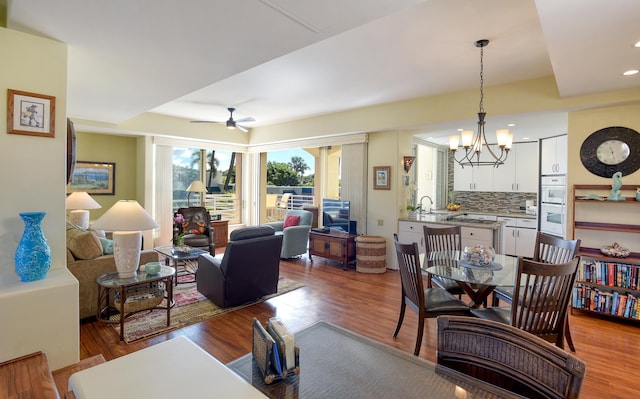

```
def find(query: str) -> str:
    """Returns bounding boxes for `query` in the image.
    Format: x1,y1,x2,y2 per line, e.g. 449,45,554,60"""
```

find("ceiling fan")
191,107,255,132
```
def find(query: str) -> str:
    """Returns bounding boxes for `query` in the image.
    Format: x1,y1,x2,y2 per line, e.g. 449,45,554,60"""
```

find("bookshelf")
571,185,640,321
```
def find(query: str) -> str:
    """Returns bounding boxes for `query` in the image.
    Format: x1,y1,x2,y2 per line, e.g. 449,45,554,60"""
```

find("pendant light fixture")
449,39,513,167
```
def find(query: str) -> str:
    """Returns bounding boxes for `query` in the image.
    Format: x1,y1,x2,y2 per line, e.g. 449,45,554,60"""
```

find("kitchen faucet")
419,195,433,214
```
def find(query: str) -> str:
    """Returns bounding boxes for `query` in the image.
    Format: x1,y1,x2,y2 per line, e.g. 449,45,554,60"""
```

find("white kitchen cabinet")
461,226,493,248
453,151,494,191
540,135,567,175
493,142,539,193
497,216,537,257
398,220,426,253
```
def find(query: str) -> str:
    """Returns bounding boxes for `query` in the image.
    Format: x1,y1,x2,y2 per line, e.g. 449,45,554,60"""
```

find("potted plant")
406,204,422,219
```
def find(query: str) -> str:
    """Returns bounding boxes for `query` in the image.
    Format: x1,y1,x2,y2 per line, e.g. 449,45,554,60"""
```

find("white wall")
0,27,79,370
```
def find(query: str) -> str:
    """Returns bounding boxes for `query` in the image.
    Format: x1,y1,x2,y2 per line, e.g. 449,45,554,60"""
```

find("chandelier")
449,39,513,168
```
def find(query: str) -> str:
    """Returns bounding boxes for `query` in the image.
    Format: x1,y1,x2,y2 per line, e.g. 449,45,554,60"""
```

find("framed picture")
67,161,116,195
403,175,410,187
7,89,56,137
373,166,391,190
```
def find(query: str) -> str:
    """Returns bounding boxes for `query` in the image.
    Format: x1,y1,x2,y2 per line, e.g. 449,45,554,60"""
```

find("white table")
68,336,267,398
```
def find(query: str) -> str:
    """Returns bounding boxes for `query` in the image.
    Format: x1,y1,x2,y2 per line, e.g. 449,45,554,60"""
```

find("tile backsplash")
454,191,537,213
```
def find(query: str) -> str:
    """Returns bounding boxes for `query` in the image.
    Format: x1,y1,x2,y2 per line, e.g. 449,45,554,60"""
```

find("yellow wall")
73,132,144,219
566,103,640,250
0,26,79,370
0,27,68,271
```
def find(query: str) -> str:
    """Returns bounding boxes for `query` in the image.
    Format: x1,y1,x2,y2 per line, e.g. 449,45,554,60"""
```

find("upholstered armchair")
196,226,283,308
263,209,312,259
174,207,215,255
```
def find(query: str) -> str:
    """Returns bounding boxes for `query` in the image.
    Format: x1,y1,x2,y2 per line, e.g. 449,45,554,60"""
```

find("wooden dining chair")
492,232,581,351
436,316,587,399
392,234,470,356
423,225,465,298
471,256,580,351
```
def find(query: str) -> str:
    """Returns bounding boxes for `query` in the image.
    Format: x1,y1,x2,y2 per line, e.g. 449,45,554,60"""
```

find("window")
171,148,240,223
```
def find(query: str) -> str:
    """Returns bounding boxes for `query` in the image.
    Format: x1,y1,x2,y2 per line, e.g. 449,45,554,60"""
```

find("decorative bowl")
145,262,162,274
173,245,192,255
462,245,495,266
600,243,630,258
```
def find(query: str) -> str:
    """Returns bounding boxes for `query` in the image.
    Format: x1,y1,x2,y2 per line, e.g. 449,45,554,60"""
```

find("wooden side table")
96,266,175,341
308,230,356,269
211,220,229,247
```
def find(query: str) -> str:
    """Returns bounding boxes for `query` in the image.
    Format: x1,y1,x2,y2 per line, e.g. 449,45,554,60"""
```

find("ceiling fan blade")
235,117,255,123
190,120,224,124
236,124,249,133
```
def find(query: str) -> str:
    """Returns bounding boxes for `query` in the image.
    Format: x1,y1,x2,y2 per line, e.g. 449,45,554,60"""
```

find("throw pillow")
99,237,114,255
66,227,103,260
283,215,301,230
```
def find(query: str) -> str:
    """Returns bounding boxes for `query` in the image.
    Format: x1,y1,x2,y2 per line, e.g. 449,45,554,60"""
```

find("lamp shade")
186,180,207,193
65,192,101,210
91,200,159,278
91,200,159,231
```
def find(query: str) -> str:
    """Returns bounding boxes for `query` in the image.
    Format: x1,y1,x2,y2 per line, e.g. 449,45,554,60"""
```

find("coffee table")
154,244,208,285
96,265,175,341
227,321,524,398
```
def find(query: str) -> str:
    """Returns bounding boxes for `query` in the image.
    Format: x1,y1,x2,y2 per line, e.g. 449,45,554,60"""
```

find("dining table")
422,251,519,308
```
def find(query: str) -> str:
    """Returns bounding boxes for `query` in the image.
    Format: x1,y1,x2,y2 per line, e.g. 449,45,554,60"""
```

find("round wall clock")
580,126,640,177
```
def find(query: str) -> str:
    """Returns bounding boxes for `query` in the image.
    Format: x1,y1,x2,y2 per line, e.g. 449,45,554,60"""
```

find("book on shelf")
579,258,640,290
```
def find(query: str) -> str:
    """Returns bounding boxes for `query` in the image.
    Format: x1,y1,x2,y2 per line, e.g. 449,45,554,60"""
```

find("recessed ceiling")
6,0,640,142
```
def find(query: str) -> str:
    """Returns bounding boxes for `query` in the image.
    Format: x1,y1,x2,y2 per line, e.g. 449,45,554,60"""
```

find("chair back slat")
393,234,424,309
423,225,462,253
511,257,580,344
534,232,581,264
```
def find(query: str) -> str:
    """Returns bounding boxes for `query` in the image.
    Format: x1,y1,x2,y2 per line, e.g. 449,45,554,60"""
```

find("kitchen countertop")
457,210,537,219
399,210,536,230
399,214,504,230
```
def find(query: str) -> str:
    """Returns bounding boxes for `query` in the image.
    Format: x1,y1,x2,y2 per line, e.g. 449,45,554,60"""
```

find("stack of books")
252,317,300,384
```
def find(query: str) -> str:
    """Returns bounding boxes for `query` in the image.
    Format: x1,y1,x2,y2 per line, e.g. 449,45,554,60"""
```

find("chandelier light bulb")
460,130,474,148
449,135,460,151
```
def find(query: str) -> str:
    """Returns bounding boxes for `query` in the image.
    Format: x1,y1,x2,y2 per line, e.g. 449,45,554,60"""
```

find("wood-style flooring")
70,254,640,399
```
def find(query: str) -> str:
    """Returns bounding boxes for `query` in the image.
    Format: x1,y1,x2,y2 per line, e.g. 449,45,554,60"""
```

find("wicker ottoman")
355,236,387,274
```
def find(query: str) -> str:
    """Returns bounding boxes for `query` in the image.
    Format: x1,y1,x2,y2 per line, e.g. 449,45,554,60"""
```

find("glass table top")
97,265,175,287
422,251,518,287
154,245,208,260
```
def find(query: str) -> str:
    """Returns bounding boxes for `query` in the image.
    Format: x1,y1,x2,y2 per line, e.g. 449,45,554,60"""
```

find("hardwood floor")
72,255,639,399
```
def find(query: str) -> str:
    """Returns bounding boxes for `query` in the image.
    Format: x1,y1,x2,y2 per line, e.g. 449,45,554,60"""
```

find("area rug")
112,276,305,343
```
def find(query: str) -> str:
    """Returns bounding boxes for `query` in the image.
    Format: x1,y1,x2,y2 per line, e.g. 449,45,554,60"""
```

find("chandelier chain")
479,44,484,113
449,39,512,168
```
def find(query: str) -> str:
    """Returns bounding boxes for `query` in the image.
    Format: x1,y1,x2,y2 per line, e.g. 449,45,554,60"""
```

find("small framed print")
7,89,56,138
67,161,116,195
373,166,391,190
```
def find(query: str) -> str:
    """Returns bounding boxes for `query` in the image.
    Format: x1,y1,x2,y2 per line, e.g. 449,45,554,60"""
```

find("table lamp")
66,192,102,229
91,200,159,278
186,180,207,207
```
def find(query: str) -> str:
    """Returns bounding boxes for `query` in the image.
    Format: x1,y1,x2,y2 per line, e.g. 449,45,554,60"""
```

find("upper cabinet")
453,150,495,191
540,135,567,175
493,142,539,193
454,142,538,193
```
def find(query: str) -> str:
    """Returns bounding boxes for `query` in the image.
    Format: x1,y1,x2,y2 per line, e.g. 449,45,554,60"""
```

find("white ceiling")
6,0,640,144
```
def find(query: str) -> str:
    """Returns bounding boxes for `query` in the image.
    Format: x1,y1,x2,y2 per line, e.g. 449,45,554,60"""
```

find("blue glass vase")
15,212,51,282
